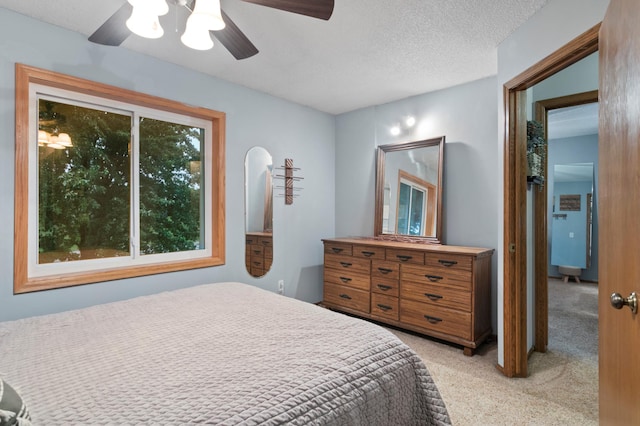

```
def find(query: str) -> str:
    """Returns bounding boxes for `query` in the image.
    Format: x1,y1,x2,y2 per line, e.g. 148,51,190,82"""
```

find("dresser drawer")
324,268,370,291
425,253,472,272
371,277,399,297
401,264,472,289
352,245,385,260
401,300,471,340
386,248,425,265
324,243,352,256
325,253,371,274
264,247,273,259
371,261,400,280
246,235,259,245
401,281,471,311
249,244,264,257
249,257,264,269
371,293,399,321
324,283,370,313
250,265,264,277
258,237,273,248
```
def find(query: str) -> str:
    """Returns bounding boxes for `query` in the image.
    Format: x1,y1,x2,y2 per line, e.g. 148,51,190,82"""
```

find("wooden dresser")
246,232,273,277
322,237,494,355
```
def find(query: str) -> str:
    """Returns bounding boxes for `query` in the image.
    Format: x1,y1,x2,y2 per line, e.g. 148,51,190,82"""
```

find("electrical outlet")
277,280,284,295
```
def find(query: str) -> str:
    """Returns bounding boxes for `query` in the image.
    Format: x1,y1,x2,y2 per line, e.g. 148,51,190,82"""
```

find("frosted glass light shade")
57,133,73,147
128,0,169,16
38,130,50,146
126,7,165,39
181,18,214,50
189,0,225,31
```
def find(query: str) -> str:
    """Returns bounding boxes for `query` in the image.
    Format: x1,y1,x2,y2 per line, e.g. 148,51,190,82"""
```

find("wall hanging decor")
275,158,303,205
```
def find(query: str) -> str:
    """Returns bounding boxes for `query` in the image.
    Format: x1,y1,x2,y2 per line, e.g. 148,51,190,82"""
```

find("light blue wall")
532,52,598,101
335,77,501,331
0,8,335,321
548,134,599,281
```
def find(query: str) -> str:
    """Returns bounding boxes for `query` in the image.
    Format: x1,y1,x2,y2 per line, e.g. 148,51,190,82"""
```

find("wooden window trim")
14,63,226,293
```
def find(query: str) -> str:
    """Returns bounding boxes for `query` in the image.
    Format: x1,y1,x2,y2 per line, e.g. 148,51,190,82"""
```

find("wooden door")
599,0,640,423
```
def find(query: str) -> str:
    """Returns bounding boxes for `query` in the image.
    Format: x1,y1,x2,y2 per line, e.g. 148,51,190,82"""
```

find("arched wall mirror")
244,147,273,277
374,136,445,244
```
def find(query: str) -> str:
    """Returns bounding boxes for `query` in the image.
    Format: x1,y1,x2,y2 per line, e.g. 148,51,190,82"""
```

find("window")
14,64,225,293
397,180,426,236
396,170,436,237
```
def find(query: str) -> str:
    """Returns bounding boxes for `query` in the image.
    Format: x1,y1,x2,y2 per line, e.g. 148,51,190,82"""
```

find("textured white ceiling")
548,103,599,140
0,0,550,114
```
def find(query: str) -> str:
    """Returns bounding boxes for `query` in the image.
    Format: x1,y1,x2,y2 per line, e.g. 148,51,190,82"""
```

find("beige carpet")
390,279,598,425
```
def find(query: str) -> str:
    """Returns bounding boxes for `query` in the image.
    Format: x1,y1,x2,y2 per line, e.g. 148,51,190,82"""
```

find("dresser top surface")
322,237,494,257
246,232,273,238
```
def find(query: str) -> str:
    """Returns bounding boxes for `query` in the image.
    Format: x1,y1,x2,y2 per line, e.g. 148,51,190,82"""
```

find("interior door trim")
501,24,600,377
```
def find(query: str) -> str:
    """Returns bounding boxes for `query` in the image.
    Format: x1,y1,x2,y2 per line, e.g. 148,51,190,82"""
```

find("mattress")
0,282,450,425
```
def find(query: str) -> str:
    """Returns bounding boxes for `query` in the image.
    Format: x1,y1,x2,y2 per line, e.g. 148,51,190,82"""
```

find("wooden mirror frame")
374,136,445,244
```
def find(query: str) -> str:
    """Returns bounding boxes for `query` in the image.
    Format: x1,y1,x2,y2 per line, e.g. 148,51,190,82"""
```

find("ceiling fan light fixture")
127,0,169,17
188,0,225,31
126,0,168,39
38,130,51,146
56,133,73,147
126,8,165,39
181,18,214,50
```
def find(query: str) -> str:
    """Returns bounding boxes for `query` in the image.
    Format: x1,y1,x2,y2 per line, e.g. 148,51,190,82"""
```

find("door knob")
610,292,638,314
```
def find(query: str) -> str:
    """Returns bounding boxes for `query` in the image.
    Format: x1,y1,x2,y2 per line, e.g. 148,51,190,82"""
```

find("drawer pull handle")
361,251,375,257
425,274,443,282
377,304,393,311
396,255,413,262
424,315,443,324
262,241,270,246
253,250,262,254
339,294,352,300
331,248,344,253
377,284,392,291
340,262,353,267
424,293,443,300
438,259,458,267
378,267,393,274
339,276,352,283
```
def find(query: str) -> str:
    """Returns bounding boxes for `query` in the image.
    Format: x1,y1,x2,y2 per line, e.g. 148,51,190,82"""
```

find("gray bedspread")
0,282,450,425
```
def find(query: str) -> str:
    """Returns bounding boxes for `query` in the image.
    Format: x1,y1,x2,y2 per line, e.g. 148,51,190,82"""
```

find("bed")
0,282,450,425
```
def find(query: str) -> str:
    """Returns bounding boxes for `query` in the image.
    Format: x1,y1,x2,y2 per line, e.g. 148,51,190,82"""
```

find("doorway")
502,24,600,378
533,89,599,353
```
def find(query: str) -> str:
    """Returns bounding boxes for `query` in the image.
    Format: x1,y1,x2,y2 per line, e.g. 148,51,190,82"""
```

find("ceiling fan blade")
239,0,334,20
88,2,133,46
213,10,259,60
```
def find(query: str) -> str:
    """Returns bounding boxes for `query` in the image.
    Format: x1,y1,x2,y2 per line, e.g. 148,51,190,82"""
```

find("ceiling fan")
89,0,335,60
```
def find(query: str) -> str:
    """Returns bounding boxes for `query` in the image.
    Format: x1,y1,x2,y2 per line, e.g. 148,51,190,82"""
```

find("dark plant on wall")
527,120,547,185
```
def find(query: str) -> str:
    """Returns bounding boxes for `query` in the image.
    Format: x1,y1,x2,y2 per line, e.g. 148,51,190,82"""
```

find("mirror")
374,136,445,244
244,147,273,277
550,162,594,269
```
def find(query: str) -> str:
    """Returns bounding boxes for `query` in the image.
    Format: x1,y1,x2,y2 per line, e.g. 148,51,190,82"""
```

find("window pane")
139,117,204,255
38,99,131,264
397,182,410,234
409,188,425,236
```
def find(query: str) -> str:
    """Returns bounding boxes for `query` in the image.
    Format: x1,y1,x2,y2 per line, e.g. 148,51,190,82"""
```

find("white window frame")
398,177,427,235
14,64,226,293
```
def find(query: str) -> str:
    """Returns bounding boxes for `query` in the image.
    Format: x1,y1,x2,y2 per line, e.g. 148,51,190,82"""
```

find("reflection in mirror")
550,163,594,270
245,147,273,277
375,136,445,244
